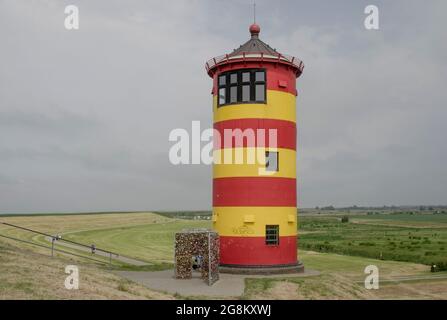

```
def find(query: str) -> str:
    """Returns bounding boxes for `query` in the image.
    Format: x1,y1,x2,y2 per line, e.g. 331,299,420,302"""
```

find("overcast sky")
0,0,446,213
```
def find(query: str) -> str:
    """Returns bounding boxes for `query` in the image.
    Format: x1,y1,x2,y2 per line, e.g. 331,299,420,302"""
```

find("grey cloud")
0,0,445,212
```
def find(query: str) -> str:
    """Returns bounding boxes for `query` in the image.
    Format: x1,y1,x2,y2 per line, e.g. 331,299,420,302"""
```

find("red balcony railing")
205,52,304,75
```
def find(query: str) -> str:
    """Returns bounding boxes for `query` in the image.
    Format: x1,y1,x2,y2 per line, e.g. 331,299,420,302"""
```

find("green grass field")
299,213,447,267
63,220,210,263
58,212,447,268
0,212,177,267
353,212,447,227
1,210,447,299
2,211,446,267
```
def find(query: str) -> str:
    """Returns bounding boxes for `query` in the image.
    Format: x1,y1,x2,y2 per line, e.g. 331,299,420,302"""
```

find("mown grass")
154,211,211,219
110,262,174,272
0,212,210,268
63,220,211,263
3,211,445,267
0,212,175,264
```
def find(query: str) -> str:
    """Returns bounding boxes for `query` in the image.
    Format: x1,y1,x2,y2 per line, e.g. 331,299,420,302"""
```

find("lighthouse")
206,23,304,273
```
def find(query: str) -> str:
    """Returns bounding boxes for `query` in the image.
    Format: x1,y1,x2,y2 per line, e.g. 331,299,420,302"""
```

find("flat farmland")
299,213,447,266
1,211,447,299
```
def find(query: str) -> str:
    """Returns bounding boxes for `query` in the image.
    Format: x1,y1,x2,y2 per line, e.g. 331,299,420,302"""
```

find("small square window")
230,86,237,103
265,225,279,245
255,84,265,101
265,151,278,172
255,71,265,82
219,88,226,105
230,73,238,84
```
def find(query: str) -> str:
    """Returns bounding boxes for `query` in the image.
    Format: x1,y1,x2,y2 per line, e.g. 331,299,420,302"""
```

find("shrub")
431,261,447,272
358,242,375,246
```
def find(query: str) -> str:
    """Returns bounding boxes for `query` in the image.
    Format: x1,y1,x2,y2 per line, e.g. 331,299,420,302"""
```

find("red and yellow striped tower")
206,23,304,273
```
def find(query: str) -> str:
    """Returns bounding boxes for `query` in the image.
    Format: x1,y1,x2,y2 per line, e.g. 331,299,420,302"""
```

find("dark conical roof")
229,23,279,57
205,23,304,78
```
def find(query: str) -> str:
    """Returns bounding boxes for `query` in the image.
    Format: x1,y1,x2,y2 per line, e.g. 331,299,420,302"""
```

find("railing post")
51,237,55,257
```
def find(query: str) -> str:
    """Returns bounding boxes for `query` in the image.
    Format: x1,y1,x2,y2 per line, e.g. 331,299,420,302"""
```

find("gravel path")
116,269,320,297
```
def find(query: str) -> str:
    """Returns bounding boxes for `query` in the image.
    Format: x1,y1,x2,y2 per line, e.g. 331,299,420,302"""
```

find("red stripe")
220,235,297,266
213,177,296,207
214,119,296,150
212,62,297,96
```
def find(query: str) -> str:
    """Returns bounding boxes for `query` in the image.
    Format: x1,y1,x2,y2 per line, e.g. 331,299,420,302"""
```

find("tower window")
255,71,265,82
242,85,250,102
266,225,279,245
230,85,237,103
255,84,265,101
219,75,226,86
217,69,266,106
265,151,279,172
230,73,238,84
219,88,226,105
242,71,250,82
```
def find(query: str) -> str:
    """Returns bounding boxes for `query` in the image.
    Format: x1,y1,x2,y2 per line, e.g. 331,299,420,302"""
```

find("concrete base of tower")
219,261,304,275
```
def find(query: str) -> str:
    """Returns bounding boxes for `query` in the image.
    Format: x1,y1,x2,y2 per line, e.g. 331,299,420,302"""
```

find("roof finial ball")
249,23,260,38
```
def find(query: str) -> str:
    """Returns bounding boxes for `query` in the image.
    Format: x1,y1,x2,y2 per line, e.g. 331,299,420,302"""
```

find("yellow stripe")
213,90,296,123
213,147,296,178
212,206,297,237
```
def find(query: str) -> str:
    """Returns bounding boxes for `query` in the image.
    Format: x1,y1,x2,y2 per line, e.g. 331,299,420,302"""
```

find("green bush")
358,242,375,246
431,261,447,272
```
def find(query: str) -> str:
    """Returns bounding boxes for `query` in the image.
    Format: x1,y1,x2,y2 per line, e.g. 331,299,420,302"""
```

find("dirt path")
374,274,447,282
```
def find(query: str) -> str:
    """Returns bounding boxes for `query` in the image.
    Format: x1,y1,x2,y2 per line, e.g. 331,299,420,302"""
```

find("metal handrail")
0,221,152,266
0,233,111,265
0,221,118,256
205,52,304,73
